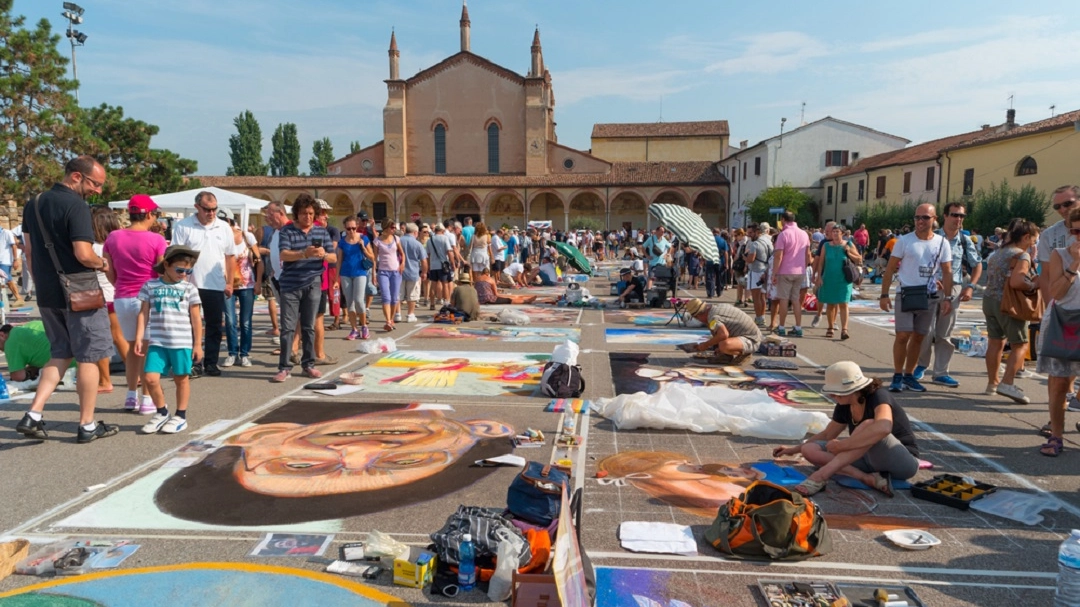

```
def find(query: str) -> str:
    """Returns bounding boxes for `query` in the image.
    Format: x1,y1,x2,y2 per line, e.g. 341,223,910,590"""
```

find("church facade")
201,5,729,231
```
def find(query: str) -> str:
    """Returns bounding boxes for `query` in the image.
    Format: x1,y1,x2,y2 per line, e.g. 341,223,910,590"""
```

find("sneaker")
792,328,803,338
902,374,927,393
912,365,927,381
360,326,370,340
1015,368,1033,379
406,314,418,323
394,313,402,322
269,335,279,345
755,317,766,328
141,412,170,434
889,373,904,393
270,369,291,383
15,413,47,439
932,375,960,388
123,394,139,412
302,367,323,379
347,329,360,341
239,356,252,367
138,396,157,415
996,383,1030,404
221,355,236,368
811,315,821,328
77,422,120,444
985,383,998,395
1067,393,1080,412
204,364,221,377
775,327,786,336
160,416,188,434
190,364,204,379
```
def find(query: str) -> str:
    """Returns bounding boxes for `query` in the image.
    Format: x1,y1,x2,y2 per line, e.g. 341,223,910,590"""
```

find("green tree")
966,179,1050,237
269,122,300,177
0,0,90,202
226,110,267,176
350,140,362,154
309,137,335,175
747,185,814,225
852,200,919,251
81,104,199,202
569,217,603,232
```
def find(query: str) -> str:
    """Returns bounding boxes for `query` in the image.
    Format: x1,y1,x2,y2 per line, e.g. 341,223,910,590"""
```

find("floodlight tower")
61,2,87,102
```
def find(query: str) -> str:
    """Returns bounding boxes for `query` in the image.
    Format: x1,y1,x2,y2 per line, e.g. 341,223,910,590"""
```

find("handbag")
506,461,568,525
1040,302,1080,361
899,285,929,311
30,195,106,312
1000,258,1044,322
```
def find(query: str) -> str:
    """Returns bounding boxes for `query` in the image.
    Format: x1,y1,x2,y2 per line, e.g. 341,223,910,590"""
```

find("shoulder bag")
1040,301,1080,361
704,480,831,561
841,244,860,284
1000,255,1043,322
899,237,945,312
30,195,105,312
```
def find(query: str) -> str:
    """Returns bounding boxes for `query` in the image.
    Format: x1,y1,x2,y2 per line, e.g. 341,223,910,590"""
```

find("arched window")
1016,156,1037,176
487,123,500,174
434,124,446,174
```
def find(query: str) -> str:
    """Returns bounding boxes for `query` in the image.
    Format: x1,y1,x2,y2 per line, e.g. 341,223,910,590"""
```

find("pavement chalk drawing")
359,350,549,397
0,562,409,607
605,327,710,345
415,325,581,342
604,309,680,326
609,353,832,408
58,402,514,529
479,305,580,324
596,568,702,607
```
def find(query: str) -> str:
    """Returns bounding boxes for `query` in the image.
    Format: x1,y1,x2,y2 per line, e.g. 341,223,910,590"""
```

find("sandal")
870,472,894,497
841,330,850,340
794,479,826,497
1040,422,1052,438
272,349,282,356
1041,436,1064,457
825,329,835,339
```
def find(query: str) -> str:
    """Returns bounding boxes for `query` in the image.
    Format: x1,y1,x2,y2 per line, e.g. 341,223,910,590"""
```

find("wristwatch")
879,294,890,299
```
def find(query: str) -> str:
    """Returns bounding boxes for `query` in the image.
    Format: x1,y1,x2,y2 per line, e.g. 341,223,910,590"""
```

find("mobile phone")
311,237,323,248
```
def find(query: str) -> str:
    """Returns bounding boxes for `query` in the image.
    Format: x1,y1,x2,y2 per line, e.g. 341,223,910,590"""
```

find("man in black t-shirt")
17,155,119,443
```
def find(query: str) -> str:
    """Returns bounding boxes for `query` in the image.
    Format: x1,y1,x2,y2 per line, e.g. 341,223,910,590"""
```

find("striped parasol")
648,203,720,264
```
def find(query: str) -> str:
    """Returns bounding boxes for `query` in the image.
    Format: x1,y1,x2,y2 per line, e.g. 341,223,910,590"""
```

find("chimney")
740,140,748,149
981,124,990,130
1006,109,1016,128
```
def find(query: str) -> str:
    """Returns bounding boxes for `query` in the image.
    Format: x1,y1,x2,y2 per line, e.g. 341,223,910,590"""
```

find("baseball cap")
217,207,235,221
358,211,369,220
153,244,201,274
127,194,158,214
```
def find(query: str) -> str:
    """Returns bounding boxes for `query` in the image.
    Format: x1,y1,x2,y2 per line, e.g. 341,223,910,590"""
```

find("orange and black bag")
704,480,831,560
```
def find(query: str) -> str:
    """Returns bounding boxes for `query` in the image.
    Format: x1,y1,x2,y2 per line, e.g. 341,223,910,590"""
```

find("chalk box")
393,546,436,589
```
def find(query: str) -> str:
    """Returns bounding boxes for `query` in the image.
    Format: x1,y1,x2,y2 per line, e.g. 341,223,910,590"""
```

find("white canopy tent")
107,186,267,231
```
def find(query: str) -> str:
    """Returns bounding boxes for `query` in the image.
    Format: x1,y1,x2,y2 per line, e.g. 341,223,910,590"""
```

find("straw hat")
684,298,707,317
821,361,873,396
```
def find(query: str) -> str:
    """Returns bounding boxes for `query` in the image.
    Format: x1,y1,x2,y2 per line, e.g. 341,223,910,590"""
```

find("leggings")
377,270,402,305
340,275,368,314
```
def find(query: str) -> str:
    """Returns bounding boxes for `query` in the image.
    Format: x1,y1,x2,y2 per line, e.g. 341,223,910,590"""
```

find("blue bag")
506,461,568,525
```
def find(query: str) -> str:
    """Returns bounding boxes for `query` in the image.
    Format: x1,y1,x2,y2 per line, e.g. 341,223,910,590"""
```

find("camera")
311,237,323,248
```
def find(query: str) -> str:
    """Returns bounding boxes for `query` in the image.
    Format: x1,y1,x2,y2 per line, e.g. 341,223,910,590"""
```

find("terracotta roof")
407,52,524,87
828,128,993,178
591,121,730,139
196,161,728,189
944,109,1080,151
329,140,384,168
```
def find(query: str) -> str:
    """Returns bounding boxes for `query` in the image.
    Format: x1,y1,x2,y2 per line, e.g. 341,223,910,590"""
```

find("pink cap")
128,194,158,213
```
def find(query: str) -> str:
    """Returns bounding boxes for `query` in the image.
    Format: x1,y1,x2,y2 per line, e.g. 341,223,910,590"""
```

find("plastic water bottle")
1055,529,1080,606
562,413,576,436
457,533,476,592
0,373,9,400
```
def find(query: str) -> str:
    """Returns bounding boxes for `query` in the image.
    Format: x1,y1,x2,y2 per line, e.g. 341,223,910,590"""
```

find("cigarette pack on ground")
393,546,436,589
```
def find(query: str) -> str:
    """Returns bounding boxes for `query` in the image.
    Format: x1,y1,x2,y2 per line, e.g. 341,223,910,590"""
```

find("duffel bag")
704,480,830,560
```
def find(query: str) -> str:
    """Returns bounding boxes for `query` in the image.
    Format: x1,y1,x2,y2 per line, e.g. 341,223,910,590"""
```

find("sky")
13,0,1080,176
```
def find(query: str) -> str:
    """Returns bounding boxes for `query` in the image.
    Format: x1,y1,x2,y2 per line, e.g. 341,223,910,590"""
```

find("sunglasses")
1054,199,1078,211
914,215,934,221
197,204,218,213
344,227,358,231
948,212,966,219
1070,228,1080,236
173,267,194,275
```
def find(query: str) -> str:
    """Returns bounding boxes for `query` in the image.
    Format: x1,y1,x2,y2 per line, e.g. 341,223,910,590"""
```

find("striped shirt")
277,223,332,292
137,278,202,349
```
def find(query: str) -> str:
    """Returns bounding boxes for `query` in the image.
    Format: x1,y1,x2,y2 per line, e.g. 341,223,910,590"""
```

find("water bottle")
457,533,476,591
1056,529,1080,606
562,413,576,436
0,373,9,400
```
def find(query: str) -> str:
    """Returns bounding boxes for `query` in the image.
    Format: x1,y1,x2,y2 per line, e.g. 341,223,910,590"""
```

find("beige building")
590,121,729,162
201,5,729,231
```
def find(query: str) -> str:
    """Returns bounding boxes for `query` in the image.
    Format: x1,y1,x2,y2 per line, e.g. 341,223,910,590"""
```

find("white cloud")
704,32,830,75
554,66,695,106
858,16,1053,53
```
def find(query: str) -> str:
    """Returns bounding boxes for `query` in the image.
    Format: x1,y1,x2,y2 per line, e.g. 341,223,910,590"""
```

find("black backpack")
540,361,585,398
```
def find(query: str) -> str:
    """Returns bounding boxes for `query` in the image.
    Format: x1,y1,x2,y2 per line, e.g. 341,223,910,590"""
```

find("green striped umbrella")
648,203,720,264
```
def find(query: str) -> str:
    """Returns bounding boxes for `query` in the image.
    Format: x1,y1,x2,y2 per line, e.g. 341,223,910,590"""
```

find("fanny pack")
899,285,929,311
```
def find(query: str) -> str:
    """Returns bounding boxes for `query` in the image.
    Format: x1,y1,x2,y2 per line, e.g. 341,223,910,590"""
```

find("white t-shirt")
170,215,237,291
91,242,114,303
491,234,506,262
539,261,558,282
1037,220,1068,265
891,232,953,290
503,262,525,277
0,229,15,265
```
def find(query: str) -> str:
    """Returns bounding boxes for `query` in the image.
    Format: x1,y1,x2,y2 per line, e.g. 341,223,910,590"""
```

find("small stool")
666,297,687,326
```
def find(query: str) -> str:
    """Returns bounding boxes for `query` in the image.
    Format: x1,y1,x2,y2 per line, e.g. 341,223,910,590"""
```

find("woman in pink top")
103,195,168,414
374,218,405,332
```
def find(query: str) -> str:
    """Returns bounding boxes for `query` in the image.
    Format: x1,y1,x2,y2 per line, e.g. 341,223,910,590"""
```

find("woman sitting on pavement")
773,361,919,497
473,267,537,305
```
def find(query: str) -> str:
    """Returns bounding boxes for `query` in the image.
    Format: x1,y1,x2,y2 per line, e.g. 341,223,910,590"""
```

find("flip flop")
794,478,826,497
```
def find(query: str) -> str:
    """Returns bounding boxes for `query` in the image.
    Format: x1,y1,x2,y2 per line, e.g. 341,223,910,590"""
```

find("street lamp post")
61,2,87,103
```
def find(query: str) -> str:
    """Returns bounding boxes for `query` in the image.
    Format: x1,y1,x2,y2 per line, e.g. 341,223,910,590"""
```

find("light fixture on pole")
61,2,87,103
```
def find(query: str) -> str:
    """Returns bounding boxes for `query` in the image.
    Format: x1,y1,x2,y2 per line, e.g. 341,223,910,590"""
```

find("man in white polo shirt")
170,191,236,377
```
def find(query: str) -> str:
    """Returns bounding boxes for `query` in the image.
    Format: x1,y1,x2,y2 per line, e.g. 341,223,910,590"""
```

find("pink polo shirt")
773,222,810,276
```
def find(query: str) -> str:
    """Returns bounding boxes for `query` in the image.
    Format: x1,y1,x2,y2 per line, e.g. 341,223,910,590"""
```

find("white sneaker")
810,315,821,329
996,383,1030,404
160,416,188,434
406,314,418,323
239,356,252,367
221,355,236,367
269,335,279,345
141,412,170,434
394,313,402,322
1015,368,1032,379
984,383,998,395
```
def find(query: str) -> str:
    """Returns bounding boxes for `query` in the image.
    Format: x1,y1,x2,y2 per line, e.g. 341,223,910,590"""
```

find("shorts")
747,269,766,290
0,264,10,280
736,335,759,355
492,259,505,273
893,293,935,335
40,306,113,363
318,289,329,316
401,279,421,302
983,296,1028,344
114,297,142,342
774,274,805,302
429,267,453,283
144,344,194,377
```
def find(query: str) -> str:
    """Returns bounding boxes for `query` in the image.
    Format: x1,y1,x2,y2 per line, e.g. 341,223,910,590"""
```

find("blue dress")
818,242,853,304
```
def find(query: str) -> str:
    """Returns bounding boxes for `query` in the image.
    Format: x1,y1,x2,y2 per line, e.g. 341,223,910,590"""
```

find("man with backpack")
743,223,773,328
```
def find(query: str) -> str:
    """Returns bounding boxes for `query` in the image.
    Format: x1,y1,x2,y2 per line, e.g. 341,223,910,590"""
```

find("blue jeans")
224,288,254,357
377,270,402,305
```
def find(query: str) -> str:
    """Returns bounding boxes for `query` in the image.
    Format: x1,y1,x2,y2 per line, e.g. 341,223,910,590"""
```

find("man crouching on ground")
682,298,762,365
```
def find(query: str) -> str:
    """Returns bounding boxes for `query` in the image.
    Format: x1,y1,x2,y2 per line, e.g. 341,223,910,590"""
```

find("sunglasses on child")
172,267,194,275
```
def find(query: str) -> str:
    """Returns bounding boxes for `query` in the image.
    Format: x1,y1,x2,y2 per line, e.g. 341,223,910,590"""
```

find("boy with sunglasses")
134,245,203,435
